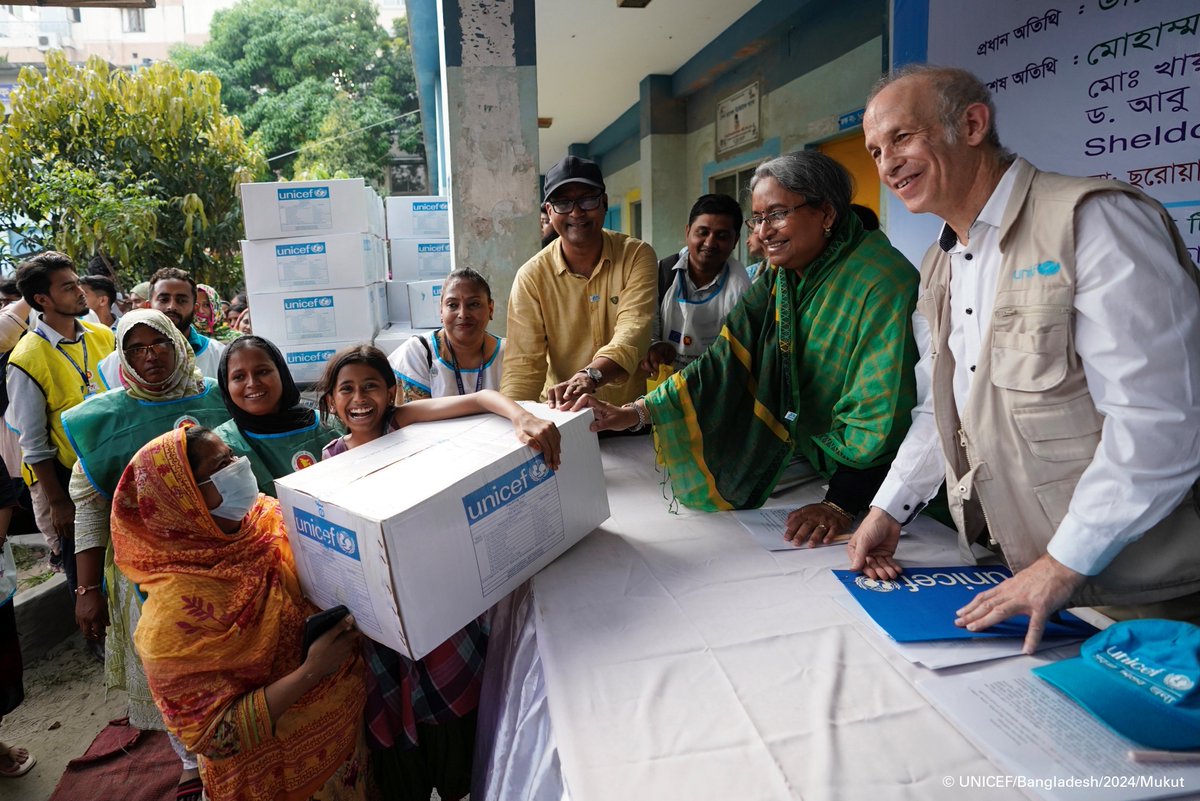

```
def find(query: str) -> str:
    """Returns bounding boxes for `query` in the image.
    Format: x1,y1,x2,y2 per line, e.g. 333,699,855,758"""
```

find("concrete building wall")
603,159,641,238
576,0,888,257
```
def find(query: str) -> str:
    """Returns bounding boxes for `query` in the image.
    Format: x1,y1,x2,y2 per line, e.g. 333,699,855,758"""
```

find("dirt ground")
0,632,126,801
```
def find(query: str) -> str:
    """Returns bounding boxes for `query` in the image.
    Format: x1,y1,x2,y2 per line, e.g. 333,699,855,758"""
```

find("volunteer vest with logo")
918,158,1200,606
659,264,748,368
7,321,115,471
62,379,230,498
214,412,339,496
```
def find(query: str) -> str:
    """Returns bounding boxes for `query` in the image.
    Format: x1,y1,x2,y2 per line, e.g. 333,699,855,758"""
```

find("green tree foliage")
0,52,265,290
172,0,421,187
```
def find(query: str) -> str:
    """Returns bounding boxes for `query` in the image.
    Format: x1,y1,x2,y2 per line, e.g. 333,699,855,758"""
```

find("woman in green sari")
213,336,340,495
577,151,920,546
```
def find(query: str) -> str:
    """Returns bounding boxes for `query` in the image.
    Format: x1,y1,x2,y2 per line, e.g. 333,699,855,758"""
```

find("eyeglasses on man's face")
746,197,822,230
547,194,604,215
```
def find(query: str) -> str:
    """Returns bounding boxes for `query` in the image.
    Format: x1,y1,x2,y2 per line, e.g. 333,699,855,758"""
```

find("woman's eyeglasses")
746,197,822,230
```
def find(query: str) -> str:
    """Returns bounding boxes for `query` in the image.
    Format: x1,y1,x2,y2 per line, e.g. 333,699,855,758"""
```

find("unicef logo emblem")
313,188,330,198
1036,260,1061,276
529,460,550,482
318,297,333,307
311,244,325,254
855,575,900,592
336,531,356,556
1165,673,1195,692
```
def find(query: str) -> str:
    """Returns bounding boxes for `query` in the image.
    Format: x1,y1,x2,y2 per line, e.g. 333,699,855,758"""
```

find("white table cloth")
474,437,1141,801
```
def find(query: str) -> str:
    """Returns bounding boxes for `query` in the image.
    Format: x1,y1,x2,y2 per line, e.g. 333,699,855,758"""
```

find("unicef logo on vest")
855,576,901,592
1013,260,1062,280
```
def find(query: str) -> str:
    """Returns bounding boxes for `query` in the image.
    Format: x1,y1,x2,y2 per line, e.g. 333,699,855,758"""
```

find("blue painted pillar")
439,0,540,336
639,74,689,256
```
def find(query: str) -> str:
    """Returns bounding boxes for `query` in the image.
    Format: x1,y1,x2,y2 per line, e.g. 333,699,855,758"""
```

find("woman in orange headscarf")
111,425,370,801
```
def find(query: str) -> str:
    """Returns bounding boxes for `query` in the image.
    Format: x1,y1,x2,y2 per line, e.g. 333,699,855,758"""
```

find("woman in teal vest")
62,309,230,801
213,336,340,496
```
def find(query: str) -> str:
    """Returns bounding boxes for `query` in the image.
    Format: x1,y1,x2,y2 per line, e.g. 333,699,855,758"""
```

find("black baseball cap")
544,156,605,201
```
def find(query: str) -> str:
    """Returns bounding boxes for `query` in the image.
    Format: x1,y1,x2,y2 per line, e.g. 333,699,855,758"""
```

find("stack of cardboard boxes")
239,179,388,383
385,195,450,329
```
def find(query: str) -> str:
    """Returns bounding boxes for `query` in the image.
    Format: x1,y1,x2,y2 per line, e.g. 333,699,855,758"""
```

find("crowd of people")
0,63,1198,800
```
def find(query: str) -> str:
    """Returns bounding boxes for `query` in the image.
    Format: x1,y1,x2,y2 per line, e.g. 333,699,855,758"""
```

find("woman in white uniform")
389,268,504,403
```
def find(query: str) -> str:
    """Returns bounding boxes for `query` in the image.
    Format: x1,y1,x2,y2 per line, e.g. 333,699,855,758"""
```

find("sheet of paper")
917,661,1200,801
732,507,851,551
834,594,1084,670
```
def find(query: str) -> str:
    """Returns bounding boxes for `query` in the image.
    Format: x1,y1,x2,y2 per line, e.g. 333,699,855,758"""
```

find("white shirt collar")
938,161,1019,253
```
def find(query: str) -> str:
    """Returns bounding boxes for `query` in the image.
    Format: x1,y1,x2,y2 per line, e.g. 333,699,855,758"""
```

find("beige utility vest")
917,157,1200,606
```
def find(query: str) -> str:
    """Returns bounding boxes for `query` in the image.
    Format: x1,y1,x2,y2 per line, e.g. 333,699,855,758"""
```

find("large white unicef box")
388,238,451,282
241,233,386,294
275,405,608,660
248,284,382,346
406,280,443,328
279,341,359,384
385,196,450,239
241,179,385,240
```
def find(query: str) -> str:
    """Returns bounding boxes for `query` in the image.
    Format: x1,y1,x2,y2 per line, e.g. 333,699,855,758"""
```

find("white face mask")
200,455,259,522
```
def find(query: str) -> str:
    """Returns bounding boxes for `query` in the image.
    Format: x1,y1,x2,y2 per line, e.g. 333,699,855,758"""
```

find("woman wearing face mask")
388,269,504,404
213,336,341,495
62,309,230,801
111,426,369,801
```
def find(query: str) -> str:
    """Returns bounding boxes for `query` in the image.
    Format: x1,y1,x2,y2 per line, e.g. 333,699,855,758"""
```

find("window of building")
711,165,757,266
71,9,82,23
122,8,145,33
629,201,643,241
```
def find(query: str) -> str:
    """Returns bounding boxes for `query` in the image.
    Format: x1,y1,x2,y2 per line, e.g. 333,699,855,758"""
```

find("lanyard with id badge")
39,330,101,398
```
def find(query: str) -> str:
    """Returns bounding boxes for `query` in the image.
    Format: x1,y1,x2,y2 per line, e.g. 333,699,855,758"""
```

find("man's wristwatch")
578,367,603,387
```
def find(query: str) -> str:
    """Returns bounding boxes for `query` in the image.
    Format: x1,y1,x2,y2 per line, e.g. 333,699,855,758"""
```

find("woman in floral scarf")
111,426,371,801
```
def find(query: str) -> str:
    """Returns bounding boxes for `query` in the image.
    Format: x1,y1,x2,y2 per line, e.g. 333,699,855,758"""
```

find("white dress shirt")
873,163,1200,576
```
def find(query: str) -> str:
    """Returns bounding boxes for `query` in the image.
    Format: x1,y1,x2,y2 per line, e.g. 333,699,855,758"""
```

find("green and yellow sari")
647,213,920,511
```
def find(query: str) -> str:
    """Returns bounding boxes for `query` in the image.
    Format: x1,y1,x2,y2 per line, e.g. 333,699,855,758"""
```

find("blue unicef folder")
832,566,1099,642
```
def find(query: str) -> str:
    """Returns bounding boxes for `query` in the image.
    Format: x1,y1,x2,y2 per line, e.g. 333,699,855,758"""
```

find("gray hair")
869,64,1010,156
749,150,852,229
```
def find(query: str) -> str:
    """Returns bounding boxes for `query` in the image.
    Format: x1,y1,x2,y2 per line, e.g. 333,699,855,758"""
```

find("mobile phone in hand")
301,604,350,661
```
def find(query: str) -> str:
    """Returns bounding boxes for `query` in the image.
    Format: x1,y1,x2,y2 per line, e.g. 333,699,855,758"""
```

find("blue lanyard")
36,328,97,396
439,330,485,396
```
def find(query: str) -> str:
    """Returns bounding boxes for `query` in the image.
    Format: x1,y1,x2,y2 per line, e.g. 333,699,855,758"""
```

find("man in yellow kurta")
502,156,657,407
